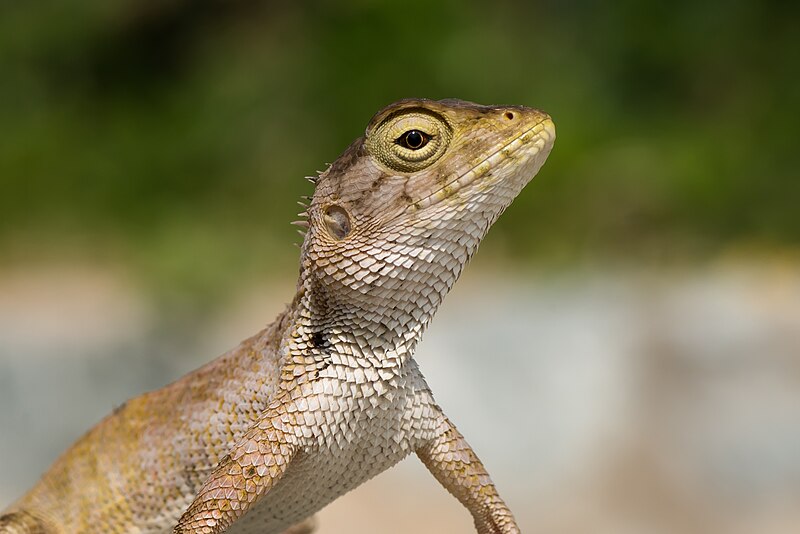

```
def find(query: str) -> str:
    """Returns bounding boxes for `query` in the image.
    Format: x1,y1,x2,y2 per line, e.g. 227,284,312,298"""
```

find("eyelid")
365,108,453,173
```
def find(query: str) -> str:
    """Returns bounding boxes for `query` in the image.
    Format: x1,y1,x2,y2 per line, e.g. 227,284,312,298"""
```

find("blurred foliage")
0,0,798,299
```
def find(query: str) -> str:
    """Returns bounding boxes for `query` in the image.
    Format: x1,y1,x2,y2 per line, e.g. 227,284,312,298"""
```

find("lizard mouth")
414,117,555,209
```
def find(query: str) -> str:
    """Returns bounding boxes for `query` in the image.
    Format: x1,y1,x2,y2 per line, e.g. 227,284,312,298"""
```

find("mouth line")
414,118,553,209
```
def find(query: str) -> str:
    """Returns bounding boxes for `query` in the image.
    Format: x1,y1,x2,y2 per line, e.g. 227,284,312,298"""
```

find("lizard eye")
396,130,429,150
366,108,452,173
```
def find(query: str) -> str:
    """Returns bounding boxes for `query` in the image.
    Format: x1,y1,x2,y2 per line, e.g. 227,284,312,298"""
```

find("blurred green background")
2,0,798,305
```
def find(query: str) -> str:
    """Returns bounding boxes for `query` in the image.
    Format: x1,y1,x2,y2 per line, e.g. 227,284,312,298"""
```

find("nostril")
504,111,515,120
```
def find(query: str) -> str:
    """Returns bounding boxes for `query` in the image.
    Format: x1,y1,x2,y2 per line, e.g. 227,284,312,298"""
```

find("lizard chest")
227,371,440,533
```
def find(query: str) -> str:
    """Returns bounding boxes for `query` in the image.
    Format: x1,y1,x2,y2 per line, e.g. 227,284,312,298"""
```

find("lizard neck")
282,207,477,378
282,261,442,375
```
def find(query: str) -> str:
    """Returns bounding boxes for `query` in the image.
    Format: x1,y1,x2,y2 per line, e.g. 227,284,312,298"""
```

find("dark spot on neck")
309,331,325,349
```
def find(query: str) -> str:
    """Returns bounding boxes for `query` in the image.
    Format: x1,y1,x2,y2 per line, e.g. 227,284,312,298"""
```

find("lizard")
0,97,555,534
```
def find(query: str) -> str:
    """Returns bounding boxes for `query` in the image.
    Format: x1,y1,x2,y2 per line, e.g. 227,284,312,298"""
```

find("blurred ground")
1,260,798,533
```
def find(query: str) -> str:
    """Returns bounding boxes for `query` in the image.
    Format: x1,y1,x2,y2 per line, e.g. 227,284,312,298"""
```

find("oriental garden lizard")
1,98,555,534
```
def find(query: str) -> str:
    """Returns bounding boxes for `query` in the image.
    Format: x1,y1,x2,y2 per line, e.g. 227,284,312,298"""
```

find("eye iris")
401,130,427,150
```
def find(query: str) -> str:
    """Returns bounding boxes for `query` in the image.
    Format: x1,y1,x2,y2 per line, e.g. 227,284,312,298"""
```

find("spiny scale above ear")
303,162,328,186
291,166,313,241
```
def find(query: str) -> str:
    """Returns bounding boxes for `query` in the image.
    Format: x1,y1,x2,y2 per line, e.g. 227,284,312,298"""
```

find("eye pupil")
406,130,423,148
400,129,428,150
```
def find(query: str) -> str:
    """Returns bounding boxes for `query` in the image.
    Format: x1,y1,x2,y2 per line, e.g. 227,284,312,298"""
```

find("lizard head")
299,98,555,344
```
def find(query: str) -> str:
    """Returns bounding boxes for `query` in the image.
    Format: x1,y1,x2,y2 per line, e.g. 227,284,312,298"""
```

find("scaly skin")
1,98,555,534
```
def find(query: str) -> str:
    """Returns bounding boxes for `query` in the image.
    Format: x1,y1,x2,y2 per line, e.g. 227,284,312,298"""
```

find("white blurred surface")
1,261,799,533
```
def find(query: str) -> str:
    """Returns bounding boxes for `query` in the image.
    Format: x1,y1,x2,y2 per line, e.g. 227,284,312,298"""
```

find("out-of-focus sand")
1,261,799,533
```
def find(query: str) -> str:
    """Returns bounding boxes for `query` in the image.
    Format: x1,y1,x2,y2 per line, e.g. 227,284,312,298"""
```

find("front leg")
174,393,301,534
417,413,520,534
